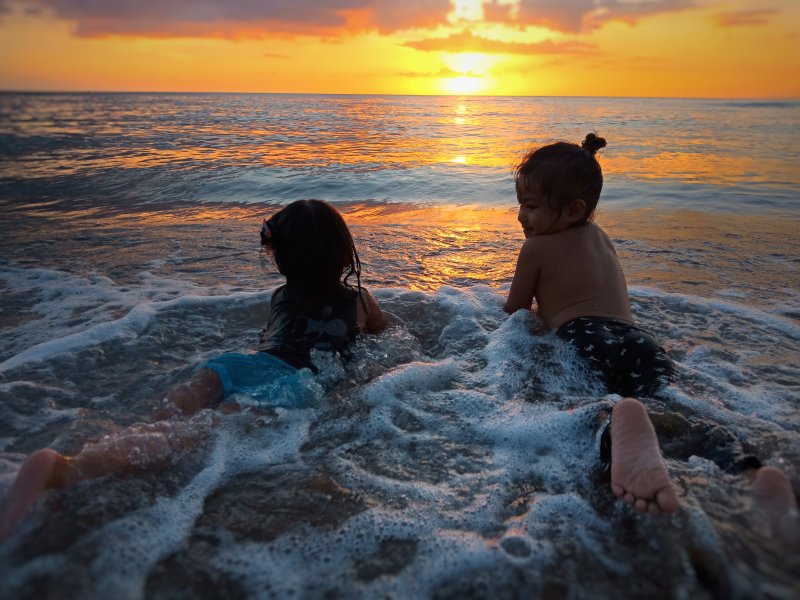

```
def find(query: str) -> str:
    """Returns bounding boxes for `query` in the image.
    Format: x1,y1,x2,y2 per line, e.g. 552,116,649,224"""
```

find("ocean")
0,92,798,598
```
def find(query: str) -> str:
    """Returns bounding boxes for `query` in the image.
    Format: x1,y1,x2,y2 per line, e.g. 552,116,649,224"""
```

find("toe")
656,487,679,514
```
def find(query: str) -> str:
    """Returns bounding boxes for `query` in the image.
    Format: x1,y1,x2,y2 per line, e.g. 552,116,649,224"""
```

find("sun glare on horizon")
440,52,493,95
442,76,483,94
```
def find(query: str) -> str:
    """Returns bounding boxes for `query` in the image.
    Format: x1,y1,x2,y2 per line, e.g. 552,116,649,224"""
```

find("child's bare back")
505,222,633,330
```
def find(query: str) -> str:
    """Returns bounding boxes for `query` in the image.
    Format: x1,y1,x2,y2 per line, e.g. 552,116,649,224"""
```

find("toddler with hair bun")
505,133,674,398
504,134,681,516
503,134,800,530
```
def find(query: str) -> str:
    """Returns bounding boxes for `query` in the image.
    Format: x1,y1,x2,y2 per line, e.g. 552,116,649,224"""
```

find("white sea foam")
0,265,271,373
630,285,800,341
82,423,231,598
1,276,799,597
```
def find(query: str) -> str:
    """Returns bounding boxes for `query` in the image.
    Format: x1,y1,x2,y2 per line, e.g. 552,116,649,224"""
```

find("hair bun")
581,133,607,155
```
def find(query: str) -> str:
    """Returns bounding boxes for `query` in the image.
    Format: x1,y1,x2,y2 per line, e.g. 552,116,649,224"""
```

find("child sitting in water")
0,199,386,541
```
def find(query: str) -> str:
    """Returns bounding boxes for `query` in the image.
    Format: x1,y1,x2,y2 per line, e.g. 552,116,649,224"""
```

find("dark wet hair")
261,200,361,295
514,133,607,223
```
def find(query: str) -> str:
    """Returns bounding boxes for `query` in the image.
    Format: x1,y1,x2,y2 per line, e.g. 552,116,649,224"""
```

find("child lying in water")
504,133,673,398
502,135,799,528
0,199,386,541
501,134,678,514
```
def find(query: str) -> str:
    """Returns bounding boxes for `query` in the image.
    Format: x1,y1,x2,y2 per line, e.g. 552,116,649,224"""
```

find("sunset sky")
1,0,798,98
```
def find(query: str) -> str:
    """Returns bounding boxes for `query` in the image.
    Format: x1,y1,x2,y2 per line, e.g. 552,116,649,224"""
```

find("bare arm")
504,238,540,314
357,288,387,334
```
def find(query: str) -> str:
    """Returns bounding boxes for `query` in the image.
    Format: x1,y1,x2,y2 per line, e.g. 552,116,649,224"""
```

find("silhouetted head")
514,133,607,225
260,200,361,294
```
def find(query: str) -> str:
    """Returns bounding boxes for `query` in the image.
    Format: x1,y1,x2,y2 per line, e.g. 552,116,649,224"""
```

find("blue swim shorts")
203,351,321,409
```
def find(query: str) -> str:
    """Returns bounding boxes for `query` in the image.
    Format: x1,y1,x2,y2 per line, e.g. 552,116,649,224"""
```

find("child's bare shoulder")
518,233,553,260
519,224,609,259
588,223,618,251
567,223,614,246
537,226,589,248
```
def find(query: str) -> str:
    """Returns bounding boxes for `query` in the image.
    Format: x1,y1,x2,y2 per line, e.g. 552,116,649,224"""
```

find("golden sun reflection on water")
5,95,798,189
340,202,800,297
73,135,794,185
342,203,521,290
604,151,800,185
99,201,795,298
14,197,798,307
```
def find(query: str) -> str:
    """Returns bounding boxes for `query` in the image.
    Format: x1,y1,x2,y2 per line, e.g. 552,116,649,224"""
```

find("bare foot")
751,466,800,547
0,449,74,542
610,398,679,515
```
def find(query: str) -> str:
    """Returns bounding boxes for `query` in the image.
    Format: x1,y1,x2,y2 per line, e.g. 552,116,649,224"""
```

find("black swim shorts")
557,316,675,397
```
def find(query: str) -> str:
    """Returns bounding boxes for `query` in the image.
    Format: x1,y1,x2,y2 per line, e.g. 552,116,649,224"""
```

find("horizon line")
0,89,798,102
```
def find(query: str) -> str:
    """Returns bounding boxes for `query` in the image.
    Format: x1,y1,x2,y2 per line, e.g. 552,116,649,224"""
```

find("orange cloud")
405,29,595,55
482,0,513,23
714,9,779,27
484,0,697,33
0,0,710,39
0,0,453,38
368,0,452,33
398,66,484,77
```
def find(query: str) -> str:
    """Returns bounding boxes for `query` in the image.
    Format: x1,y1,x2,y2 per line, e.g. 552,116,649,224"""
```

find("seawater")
0,93,798,598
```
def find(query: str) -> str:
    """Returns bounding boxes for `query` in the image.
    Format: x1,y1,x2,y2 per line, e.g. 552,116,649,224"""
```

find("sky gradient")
1,0,798,97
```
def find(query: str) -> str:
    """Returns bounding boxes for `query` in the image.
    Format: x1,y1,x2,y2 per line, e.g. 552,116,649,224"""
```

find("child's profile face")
516,179,566,237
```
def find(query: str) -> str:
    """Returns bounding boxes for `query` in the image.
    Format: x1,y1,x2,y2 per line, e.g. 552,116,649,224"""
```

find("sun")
440,52,493,94
443,75,482,94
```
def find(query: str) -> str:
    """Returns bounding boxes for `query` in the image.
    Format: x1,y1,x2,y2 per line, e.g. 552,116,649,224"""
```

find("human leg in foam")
0,371,223,542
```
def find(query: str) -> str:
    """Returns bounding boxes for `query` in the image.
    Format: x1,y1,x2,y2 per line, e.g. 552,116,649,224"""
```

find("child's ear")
567,199,587,221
